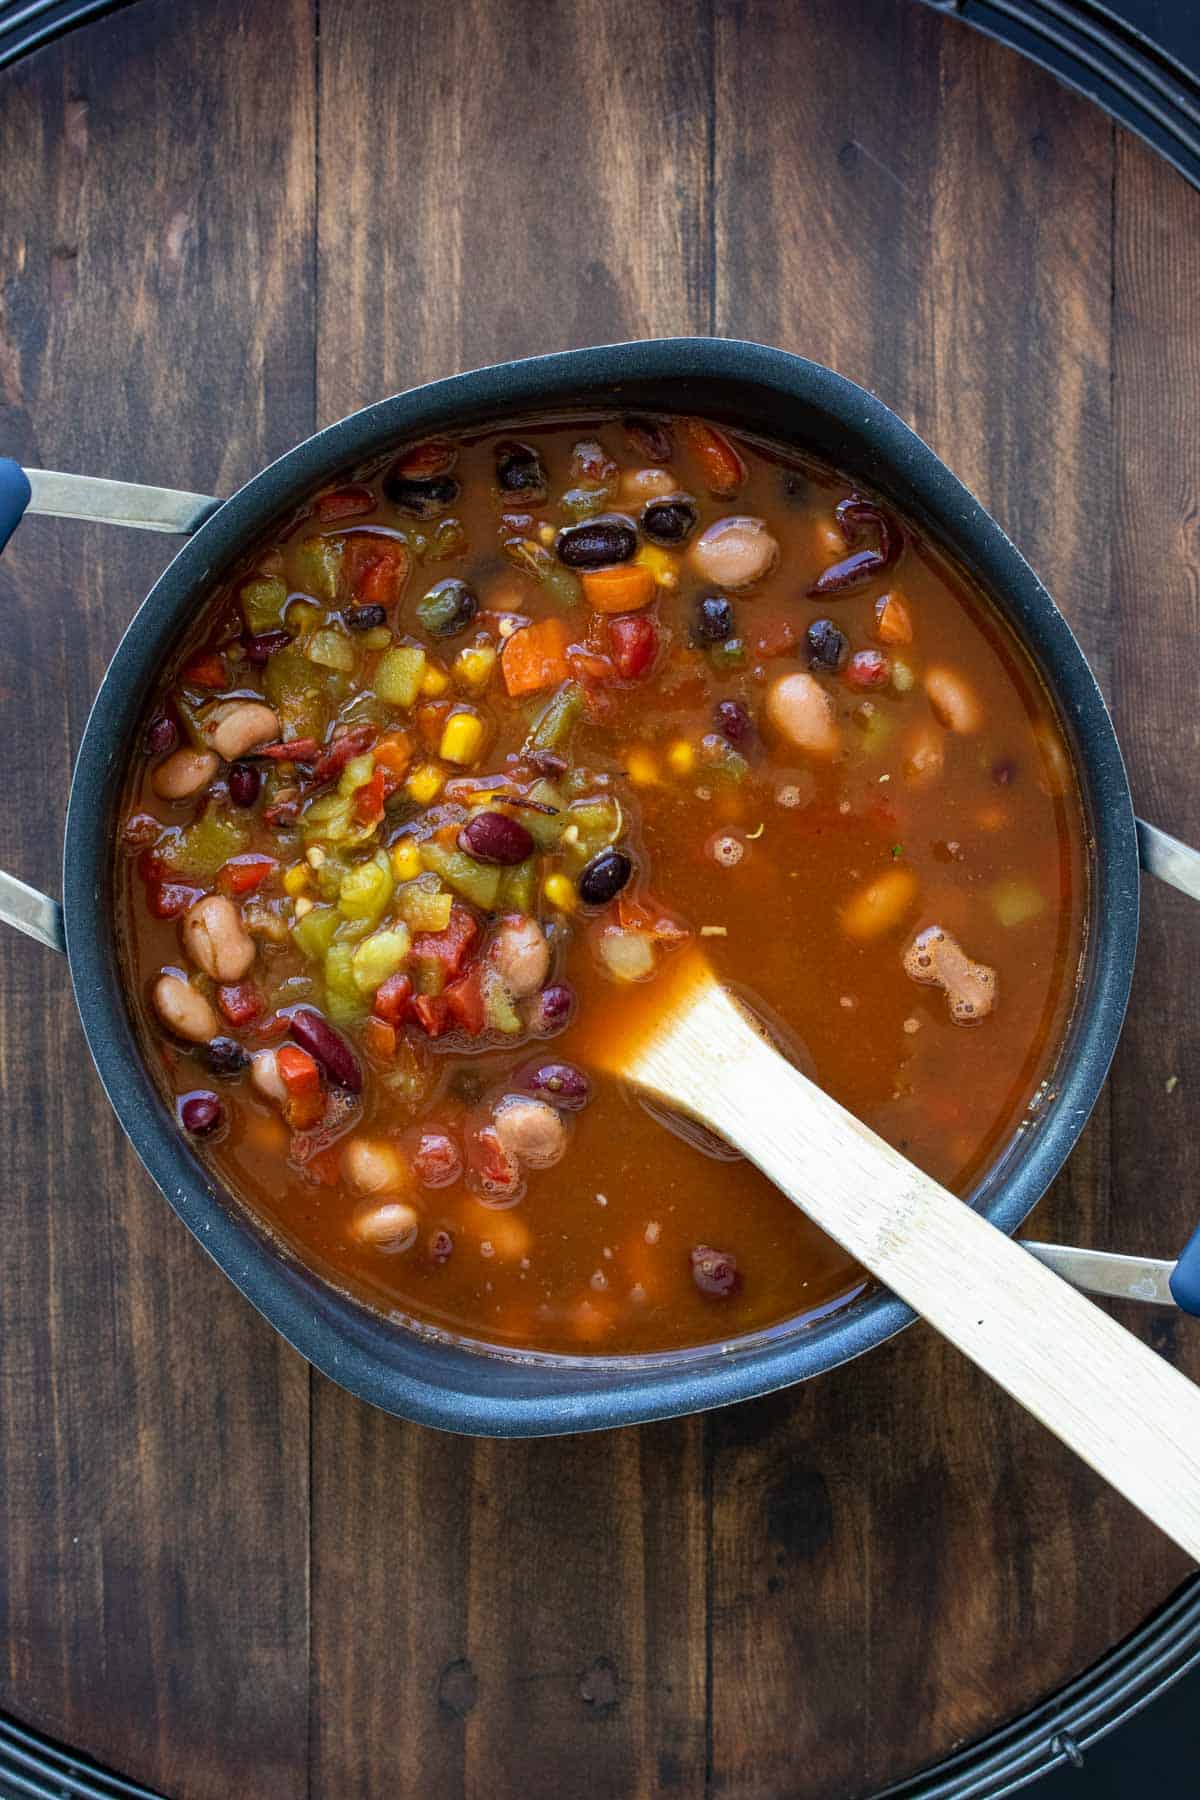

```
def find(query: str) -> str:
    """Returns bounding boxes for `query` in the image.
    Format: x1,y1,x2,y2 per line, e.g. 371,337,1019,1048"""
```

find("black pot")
2,337,1198,1435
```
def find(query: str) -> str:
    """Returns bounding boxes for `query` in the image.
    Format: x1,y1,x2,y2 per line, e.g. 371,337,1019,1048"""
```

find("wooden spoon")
596,953,1200,1559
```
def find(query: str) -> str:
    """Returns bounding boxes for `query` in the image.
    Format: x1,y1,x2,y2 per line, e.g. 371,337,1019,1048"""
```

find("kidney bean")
180,1091,224,1136
806,618,849,670
808,496,900,596
382,467,460,515
289,1006,363,1093
526,982,575,1035
846,649,890,690
346,603,387,632
578,848,633,907
556,515,638,569
715,699,752,745
228,761,262,807
198,1036,250,1078
609,613,658,680
641,496,698,544
623,417,674,463
690,1244,740,1297
148,881,203,920
144,713,178,756
459,810,535,865
243,628,292,666
494,441,547,498
695,595,734,643
429,1228,455,1264
518,1061,591,1111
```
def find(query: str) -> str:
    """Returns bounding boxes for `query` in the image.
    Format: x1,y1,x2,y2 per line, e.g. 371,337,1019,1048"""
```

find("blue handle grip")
1171,1224,1200,1317
0,458,31,555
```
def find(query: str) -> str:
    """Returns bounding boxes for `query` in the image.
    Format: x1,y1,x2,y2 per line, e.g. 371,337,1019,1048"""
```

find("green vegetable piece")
263,647,331,742
481,964,523,1035
709,637,748,671
377,1035,433,1105
287,599,325,637
856,709,894,757
419,840,502,909
294,534,343,603
991,877,1045,928
352,926,412,995
395,875,455,932
563,794,622,865
497,858,536,913
699,735,749,783
430,518,468,561
503,537,582,608
375,644,427,708
338,851,394,923
890,658,916,694
306,626,356,673
323,941,366,1025
560,485,611,522
291,903,340,962
525,682,583,754
314,854,348,903
158,809,251,881
416,578,478,638
240,575,288,632
337,752,376,798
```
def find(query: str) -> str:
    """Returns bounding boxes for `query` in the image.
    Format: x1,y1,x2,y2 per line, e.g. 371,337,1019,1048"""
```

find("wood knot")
766,1467,832,1561
579,1655,620,1715
437,1657,478,1719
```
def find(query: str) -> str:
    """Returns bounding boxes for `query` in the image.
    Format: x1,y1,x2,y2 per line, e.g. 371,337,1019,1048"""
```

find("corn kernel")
538,523,557,547
294,896,314,918
439,709,486,766
406,762,445,805
283,863,310,897
454,643,498,693
625,746,660,786
419,663,451,697
635,543,678,581
543,873,577,912
656,570,679,591
390,837,422,881
666,739,695,776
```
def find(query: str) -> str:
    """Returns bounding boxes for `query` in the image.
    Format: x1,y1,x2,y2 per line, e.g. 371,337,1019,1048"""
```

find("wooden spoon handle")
632,979,1200,1560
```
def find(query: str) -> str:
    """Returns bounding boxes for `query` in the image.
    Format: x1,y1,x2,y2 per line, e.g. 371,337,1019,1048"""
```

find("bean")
180,1091,224,1136
346,603,388,632
228,761,262,807
182,894,256,983
290,1006,363,1092
417,578,478,637
690,1244,739,1297
459,810,535,865
808,497,901,596
198,1036,249,1078
641,497,698,545
152,748,219,801
144,713,178,756
695,594,735,643
690,517,779,590
495,440,547,497
578,847,633,907
715,699,752,745
430,1228,454,1263
846,649,889,690
806,618,849,670
765,672,840,757
518,1061,591,1111
620,466,680,502
382,466,460,515
203,701,280,762
555,516,638,569
903,723,945,788
343,1136,407,1194
243,628,292,666
352,1199,420,1251
413,1130,463,1188
490,915,550,998
623,417,674,463
153,972,219,1043
841,867,918,940
493,1095,567,1168
526,982,575,1035
250,1048,288,1105
925,665,982,733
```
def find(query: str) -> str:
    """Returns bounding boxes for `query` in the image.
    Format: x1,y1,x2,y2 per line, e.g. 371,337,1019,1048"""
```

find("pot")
2,337,1198,1435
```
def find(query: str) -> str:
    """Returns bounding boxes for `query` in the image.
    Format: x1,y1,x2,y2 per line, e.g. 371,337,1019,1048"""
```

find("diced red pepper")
753,616,799,658
306,1145,344,1187
373,971,413,1027
353,767,387,828
309,723,378,786
363,1015,398,1060
354,543,409,607
412,904,478,980
444,966,486,1035
472,1124,520,1195
147,881,202,919
277,1043,324,1131
846,649,889,689
218,980,265,1027
180,650,228,690
216,854,277,897
410,993,451,1037
608,612,659,680
257,738,320,763
316,485,375,522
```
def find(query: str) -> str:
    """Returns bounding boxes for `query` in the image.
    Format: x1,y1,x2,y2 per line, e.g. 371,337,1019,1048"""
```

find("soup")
117,415,1087,1354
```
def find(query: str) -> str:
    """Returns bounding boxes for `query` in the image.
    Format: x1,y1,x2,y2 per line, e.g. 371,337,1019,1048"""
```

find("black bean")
641,497,698,545
555,515,638,569
228,762,262,808
450,1068,484,1106
180,1091,224,1136
346,603,388,632
382,467,460,516
243,628,293,666
623,417,674,463
695,595,735,643
690,1244,740,1297
715,699,752,746
144,713,178,756
459,810,535,865
806,618,850,670
578,847,633,907
198,1036,250,1078
495,440,547,497
417,578,479,637
519,1061,591,1110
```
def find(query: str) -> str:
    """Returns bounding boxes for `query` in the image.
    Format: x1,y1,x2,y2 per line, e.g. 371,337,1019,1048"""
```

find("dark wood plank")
0,2,316,1794
310,2,711,1794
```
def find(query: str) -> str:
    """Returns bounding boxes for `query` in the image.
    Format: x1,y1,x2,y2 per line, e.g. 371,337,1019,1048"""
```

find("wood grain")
2,0,1200,1795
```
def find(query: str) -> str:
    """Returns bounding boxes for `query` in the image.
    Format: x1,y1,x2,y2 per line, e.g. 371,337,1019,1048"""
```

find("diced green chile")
416,579,479,637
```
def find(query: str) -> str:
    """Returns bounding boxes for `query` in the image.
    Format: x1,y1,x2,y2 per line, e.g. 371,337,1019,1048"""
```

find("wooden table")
2,2,1199,1794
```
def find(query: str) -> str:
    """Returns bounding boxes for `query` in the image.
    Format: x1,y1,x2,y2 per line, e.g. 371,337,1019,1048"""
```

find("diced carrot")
180,650,227,689
363,1015,398,1060
501,616,572,696
684,421,745,497
580,565,656,614
373,730,412,776
217,854,277,896
317,485,375,522
875,593,913,645
277,1043,324,1130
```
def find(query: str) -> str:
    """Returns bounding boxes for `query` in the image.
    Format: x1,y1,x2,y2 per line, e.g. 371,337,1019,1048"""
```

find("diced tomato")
123,812,161,850
180,650,228,689
372,730,412,777
216,854,277,896
444,966,486,1035
685,421,746,497
412,904,478,979
353,767,387,828
306,1146,344,1186
316,485,375,522
753,616,799,658
608,613,658,680
412,1129,463,1188
472,1124,520,1195
617,891,691,943
410,993,451,1037
363,1015,398,1060
846,649,889,689
277,1043,324,1131
309,723,377,786
353,542,409,607
373,971,413,1027
147,881,202,919
218,981,265,1027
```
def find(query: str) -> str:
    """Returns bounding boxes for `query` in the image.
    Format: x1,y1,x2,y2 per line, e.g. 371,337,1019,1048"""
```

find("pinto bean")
153,971,219,1043
202,701,281,762
493,1095,567,1168
181,894,256,982
620,466,682,502
689,516,779,590
342,1136,408,1194
765,671,840,757
489,915,550,999
903,723,945,788
841,868,919,940
925,666,982,734
250,1048,288,1106
352,1199,420,1251
152,748,220,801
903,925,997,1024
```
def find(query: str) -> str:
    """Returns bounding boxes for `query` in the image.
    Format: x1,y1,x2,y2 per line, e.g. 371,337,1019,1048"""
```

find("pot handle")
0,457,222,956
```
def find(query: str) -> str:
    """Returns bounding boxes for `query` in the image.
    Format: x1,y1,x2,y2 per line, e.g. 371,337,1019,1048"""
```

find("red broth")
116,416,1086,1354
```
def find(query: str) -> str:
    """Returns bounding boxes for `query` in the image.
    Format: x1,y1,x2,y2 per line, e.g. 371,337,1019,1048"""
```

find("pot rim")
61,337,1140,1436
